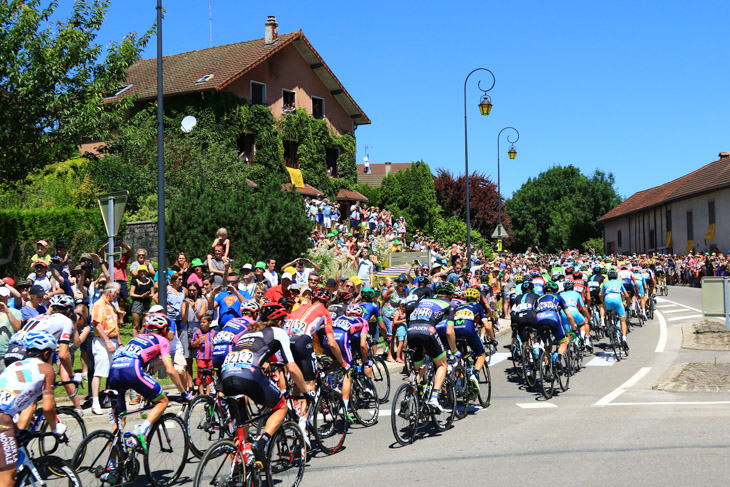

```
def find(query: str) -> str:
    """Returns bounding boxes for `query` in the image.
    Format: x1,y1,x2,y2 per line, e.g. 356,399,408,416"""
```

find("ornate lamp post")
495,127,519,254
464,68,495,265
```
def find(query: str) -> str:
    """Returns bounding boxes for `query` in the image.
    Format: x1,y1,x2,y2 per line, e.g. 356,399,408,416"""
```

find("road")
81,286,730,486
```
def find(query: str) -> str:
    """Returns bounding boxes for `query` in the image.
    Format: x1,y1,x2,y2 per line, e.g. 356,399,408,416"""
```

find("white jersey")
617,269,634,282
15,313,74,345
0,358,47,416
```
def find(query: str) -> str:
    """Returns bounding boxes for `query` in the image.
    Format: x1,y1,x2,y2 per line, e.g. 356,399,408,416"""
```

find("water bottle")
355,364,362,374
123,432,138,451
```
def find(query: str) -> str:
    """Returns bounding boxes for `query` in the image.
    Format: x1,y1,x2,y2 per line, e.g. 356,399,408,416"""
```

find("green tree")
0,0,151,183
379,161,439,234
432,216,494,258
506,165,622,252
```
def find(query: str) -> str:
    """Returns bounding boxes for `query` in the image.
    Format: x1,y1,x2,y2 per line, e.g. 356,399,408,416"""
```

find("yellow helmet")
464,287,481,302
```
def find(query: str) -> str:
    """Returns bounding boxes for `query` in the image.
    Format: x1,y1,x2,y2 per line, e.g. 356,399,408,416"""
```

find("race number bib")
333,318,351,332
454,309,475,321
410,308,433,321
213,331,235,345
285,319,307,335
222,350,254,371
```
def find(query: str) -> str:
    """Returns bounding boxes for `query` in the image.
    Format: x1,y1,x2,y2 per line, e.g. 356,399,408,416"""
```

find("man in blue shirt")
208,273,246,326
21,285,48,322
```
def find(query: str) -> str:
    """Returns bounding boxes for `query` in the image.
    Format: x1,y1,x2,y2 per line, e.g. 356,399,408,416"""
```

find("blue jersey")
601,279,626,296
453,302,486,327
535,294,569,322
360,302,382,323
559,290,584,311
215,292,242,324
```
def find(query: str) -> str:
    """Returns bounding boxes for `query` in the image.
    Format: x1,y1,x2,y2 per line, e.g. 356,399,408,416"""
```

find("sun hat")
255,261,266,270
191,258,204,267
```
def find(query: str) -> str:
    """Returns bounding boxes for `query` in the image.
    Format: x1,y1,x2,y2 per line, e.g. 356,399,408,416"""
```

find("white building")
598,152,730,256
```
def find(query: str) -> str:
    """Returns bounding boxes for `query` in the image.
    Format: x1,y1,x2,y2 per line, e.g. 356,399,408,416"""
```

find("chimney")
719,152,729,159
265,16,278,45
384,161,392,176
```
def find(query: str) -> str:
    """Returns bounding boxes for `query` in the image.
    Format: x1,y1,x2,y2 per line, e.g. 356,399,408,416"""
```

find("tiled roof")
598,155,730,222
357,163,413,176
282,182,323,197
108,31,369,125
336,188,368,202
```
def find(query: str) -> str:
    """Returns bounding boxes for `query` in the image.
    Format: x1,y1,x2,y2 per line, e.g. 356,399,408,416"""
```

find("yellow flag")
686,239,694,254
705,223,715,240
286,167,304,188
666,231,672,247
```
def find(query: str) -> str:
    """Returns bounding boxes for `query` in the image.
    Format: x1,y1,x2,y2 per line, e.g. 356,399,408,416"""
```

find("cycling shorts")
350,333,366,360
645,279,654,291
289,334,317,381
0,414,18,472
323,329,352,367
108,357,163,414
622,281,635,297
635,283,645,297
222,372,284,410
454,321,485,356
536,316,566,343
604,294,626,318
407,323,446,365
560,309,584,328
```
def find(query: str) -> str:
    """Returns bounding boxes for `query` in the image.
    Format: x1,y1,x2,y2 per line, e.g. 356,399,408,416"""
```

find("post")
108,196,115,276
156,0,167,309
497,131,501,255
724,277,730,331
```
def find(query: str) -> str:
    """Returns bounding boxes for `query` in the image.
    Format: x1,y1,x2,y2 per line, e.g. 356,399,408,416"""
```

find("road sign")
98,191,129,237
491,224,507,239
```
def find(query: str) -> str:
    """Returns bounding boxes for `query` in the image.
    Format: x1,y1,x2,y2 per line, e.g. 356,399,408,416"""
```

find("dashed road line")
593,367,652,406
517,403,557,409
667,314,702,322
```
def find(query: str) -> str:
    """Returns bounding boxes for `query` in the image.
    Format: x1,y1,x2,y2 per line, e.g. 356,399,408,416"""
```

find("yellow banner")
705,223,716,240
286,167,304,188
687,239,694,254
666,231,672,247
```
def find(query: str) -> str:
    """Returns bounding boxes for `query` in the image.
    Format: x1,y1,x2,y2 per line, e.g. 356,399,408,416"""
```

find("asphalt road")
77,285,730,486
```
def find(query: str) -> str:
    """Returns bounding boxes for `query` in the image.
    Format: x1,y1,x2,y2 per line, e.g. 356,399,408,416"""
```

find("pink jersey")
112,333,171,365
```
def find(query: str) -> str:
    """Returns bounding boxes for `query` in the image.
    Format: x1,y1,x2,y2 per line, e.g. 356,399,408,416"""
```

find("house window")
237,132,255,164
666,209,672,231
687,210,693,241
312,96,324,120
283,90,296,113
617,230,622,247
326,148,339,177
284,140,299,168
251,81,266,106
709,201,716,225
649,229,655,249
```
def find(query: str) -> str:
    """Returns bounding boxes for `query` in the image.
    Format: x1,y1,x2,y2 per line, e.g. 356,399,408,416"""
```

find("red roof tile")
357,163,413,176
282,183,323,197
336,188,368,202
599,155,730,222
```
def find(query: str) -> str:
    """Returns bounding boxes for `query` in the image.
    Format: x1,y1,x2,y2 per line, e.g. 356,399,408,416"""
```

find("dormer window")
194,74,214,85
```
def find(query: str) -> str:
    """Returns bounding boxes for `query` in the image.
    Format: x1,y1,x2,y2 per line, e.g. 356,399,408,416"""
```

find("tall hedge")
0,209,119,280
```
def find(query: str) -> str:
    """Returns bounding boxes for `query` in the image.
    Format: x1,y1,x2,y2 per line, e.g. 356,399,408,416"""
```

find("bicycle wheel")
40,406,87,463
431,377,456,431
266,421,306,487
371,357,391,404
391,383,419,446
452,365,468,420
312,389,347,454
17,455,81,487
475,364,491,408
193,439,245,487
71,429,124,487
522,346,537,390
351,375,379,426
144,413,189,487
185,394,225,458
511,340,524,380
556,354,570,392
613,327,623,361
538,351,554,400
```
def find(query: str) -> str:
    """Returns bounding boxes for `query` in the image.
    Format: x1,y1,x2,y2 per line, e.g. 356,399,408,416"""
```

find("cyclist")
0,331,66,486
588,265,607,329
240,300,261,322
640,262,656,299
212,316,255,374
601,269,630,349
407,281,457,412
511,279,539,351
559,281,592,352
617,264,638,315
222,303,314,462
535,281,577,366
632,267,648,319
6,294,83,423
531,271,546,296
327,291,353,321
359,288,384,359
107,313,191,454
453,287,489,387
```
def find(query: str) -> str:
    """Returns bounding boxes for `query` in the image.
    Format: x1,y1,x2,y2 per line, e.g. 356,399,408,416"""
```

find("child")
191,313,217,395
393,301,407,363
211,228,230,258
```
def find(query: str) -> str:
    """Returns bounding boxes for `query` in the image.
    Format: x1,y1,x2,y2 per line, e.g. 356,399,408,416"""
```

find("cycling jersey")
511,292,539,325
618,269,635,295
559,290,586,327
0,358,50,416
571,278,588,300
536,294,570,342
531,276,546,296
332,316,370,336
452,302,487,356
5,313,75,366
408,298,455,364
588,274,606,298
109,333,172,408
601,279,627,318
212,317,254,370
633,272,646,296
283,303,333,337
112,333,171,366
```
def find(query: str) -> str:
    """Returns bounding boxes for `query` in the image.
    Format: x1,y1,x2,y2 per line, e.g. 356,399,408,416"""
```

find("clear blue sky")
76,0,730,200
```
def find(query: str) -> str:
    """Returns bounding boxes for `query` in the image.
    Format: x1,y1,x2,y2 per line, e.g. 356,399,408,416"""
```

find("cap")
138,265,149,273
36,240,48,247
397,273,408,281
432,263,442,270
0,288,10,297
350,276,363,286
79,253,93,261
72,265,83,273
255,261,266,270
326,278,337,287
288,283,301,291
241,263,253,271
2,277,15,287
284,266,296,275
29,285,46,297
301,286,312,295
16,280,31,289
31,259,48,268
281,272,293,281
191,258,204,267
339,275,348,281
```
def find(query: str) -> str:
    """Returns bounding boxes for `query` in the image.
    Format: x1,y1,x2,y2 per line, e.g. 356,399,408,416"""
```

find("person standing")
0,286,22,373
207,245,226,288
350,201,361,229
90,282,122,414
264,258,279,287
129,265,154,336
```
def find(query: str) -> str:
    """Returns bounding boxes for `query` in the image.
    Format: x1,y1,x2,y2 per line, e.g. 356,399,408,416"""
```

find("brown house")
81,16,370,159
357,162,413,188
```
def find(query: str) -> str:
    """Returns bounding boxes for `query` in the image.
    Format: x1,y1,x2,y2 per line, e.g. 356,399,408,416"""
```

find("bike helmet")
313,288,331,303
435,281,455,295
573,271,582,280
521,281,534,292
346,305,365,317
464,287,481,302
608,269,618,279
563,281,574,291
454,289,464,299
523,273,532,282
417,276,430,286
278,297,295,311
515,275,524,284
260,303,289,322
544,281,559,293
593,265,601,274
24,330,58,355
337,292,354,303
241,301,261,316
145,313,172,332
360,288,376,301
580,265,588,271
531,271,541,278
480,273,490,283
49,294,75,310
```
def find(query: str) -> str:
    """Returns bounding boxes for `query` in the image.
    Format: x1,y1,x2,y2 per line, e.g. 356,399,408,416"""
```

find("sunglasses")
346,285,354,289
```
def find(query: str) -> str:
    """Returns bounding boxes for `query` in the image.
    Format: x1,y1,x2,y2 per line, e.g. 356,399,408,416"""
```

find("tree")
0,0,151,183
379,161,439,234
506,165,622,252
434,168,510,244
432,216,494,259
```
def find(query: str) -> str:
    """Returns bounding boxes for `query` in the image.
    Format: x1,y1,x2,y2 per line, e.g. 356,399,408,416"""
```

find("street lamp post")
464,68,495,266
495,127,519,254
156,0,166,309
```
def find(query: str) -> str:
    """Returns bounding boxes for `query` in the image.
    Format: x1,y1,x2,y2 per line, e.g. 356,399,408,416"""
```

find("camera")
228,258,235,266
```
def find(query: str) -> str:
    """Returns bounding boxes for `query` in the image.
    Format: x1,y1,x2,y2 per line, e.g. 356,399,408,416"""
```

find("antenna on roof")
209,0,213,47
363,145,371,174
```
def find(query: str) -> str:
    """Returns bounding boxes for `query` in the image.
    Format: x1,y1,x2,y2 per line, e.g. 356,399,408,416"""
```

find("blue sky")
72,0,730,200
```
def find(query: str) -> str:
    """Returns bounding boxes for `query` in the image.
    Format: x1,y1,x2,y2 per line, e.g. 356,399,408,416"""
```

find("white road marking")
489,353,510,365
585,352,617,366
593,367,652,406
667,314,703,322
661,309,688,314
517,402,558,409
655,297,702,313
607,401,730,406
655,311,667,353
